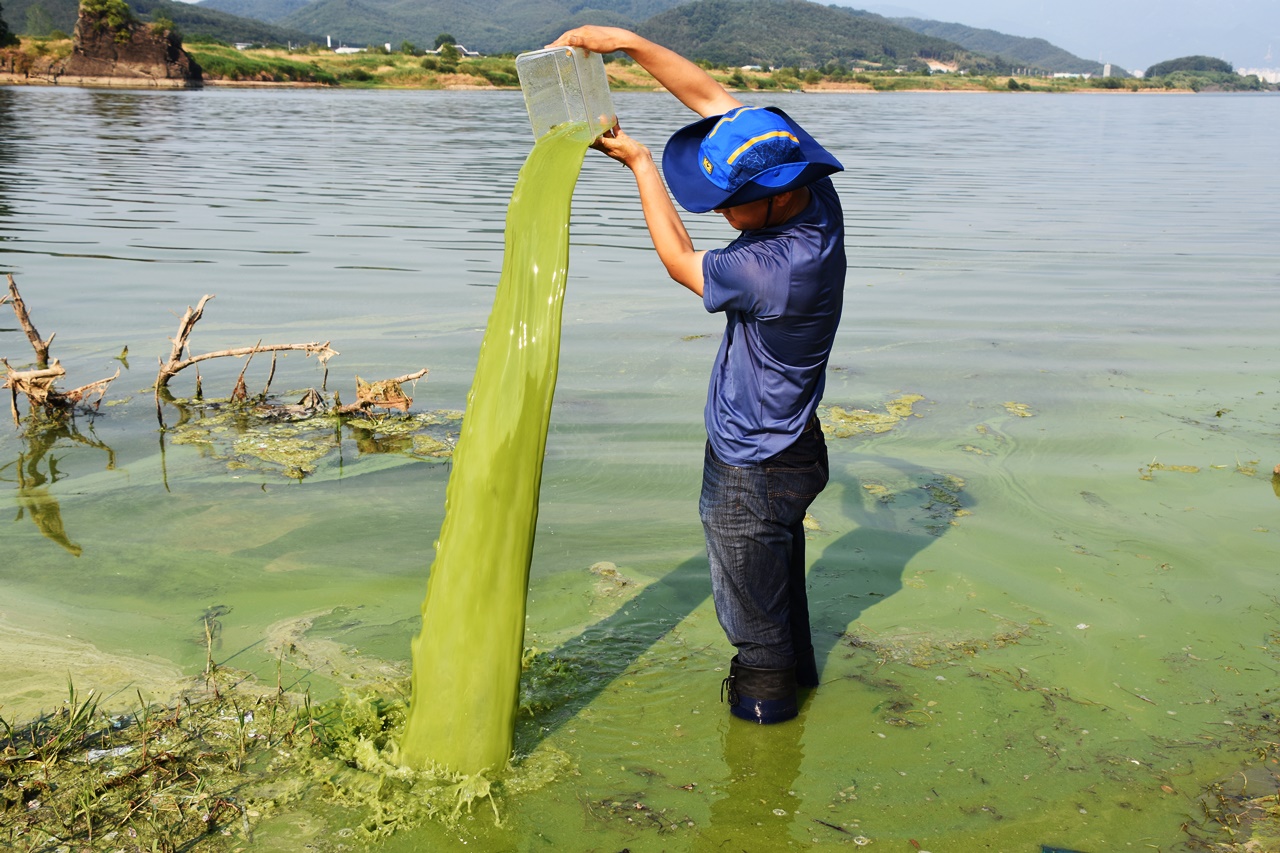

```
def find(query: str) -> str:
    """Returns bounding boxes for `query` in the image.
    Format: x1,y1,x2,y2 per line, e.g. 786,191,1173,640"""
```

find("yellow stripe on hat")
707,106,761,138
725,131,800,165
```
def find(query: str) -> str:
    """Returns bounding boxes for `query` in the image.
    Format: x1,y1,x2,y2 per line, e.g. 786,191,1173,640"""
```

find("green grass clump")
1,675,317,851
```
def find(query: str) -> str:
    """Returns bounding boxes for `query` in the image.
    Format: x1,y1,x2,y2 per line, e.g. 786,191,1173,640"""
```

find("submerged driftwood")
155,294,339,393
2,274,120,425
2,279,432,430
153,293,429,425
153,294,341,426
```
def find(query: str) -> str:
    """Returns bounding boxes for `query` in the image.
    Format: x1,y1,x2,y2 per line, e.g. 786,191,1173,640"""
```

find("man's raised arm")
550,26,742,118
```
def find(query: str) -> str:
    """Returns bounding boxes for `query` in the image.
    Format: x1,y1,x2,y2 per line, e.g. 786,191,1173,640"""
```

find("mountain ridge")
4,0,1110,75
637,0,998,71
890,17,1118,75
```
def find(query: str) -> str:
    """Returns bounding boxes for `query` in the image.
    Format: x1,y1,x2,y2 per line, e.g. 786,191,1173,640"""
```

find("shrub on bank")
469,57,517,87
189,45,337,85
1154,69,1264,91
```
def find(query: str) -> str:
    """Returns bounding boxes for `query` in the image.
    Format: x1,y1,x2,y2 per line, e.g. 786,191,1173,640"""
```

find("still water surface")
1,86,1278,851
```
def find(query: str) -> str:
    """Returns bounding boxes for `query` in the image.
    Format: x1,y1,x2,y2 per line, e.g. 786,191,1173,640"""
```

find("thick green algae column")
399,124,591,775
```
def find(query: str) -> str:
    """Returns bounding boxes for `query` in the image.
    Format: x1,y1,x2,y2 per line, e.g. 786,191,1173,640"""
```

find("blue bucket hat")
661,105,843,213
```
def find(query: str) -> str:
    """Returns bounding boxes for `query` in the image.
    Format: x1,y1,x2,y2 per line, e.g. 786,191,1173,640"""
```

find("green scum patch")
166,395,461,480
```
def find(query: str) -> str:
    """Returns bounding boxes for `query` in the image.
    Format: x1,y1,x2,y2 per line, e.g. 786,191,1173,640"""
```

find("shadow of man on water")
521,443,971,755
690,449,970,851
808,449,971,669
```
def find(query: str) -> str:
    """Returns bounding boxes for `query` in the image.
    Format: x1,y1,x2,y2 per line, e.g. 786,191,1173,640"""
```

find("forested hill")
255,0,1017,70
137,0,319,42
891,17,1115,75
244,0,683,54
189,0,312,24
638,0,1000,70
4,0,681,48
7,0,319,43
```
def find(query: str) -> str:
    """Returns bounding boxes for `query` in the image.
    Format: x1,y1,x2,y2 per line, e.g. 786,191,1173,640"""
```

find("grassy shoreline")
4,660,1280,851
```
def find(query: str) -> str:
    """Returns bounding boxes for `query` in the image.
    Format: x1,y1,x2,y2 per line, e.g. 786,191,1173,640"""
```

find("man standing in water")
551,27,846,724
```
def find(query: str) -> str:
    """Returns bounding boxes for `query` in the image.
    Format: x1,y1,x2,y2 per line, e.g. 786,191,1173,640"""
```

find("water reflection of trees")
1,422,116,557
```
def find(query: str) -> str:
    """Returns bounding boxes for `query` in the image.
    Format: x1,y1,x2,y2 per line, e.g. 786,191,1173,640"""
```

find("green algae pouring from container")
515,45,617,141
398,53,613,779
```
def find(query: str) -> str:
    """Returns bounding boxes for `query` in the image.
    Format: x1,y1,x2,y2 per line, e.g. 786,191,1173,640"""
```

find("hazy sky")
860,0,1280,72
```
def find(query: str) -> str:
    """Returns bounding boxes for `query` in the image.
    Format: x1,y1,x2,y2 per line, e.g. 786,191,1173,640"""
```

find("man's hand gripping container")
515,46,617,142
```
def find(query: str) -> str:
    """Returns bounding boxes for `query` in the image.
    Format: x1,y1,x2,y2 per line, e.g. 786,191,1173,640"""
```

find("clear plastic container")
515,46,617,142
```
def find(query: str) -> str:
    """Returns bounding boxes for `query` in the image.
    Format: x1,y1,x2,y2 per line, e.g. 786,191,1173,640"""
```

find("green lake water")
1,87,1278,851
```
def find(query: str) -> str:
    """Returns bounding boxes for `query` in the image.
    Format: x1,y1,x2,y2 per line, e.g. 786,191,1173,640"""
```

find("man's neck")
765,186,812,228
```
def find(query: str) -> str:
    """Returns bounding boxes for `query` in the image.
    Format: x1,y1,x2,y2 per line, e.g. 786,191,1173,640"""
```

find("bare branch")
2,358,66,398
230,340,260,402
264,351,278,396
2,358,67,423
386,368,431,385
62,368,122,409
159,342,340,389
156,294,214,389
154,296,339,391
4,274,55,368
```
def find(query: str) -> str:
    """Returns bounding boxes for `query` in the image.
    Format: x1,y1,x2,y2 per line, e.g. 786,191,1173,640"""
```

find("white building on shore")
1237,67,1280,83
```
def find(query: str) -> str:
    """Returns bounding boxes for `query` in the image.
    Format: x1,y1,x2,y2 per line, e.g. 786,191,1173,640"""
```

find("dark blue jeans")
699,418,829,671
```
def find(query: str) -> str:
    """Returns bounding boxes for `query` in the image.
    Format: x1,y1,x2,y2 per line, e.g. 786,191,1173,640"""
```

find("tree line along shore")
2,36,1274,93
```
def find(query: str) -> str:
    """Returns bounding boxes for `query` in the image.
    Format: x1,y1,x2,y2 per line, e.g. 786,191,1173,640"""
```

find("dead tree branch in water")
3,360,65,424
3,283,432,431
2,275,120,424
3,359,123,426
154,294,341,426
155,295,339,392
3,273,54,368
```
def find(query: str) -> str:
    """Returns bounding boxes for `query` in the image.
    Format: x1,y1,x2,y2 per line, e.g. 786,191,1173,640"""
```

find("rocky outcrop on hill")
1,0,202,88
59,0,202,87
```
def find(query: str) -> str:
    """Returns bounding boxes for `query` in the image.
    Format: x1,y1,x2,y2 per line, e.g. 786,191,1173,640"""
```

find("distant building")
1238,67,1280,83
325,35,367,54
426,44,481,57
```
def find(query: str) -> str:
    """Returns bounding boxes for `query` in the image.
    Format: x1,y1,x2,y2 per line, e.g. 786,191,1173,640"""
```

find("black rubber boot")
795,645,820,688
721,655,798,724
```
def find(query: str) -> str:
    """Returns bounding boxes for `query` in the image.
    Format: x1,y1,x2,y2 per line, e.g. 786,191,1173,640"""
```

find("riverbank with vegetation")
2,36,1275,92
4,648,1280,851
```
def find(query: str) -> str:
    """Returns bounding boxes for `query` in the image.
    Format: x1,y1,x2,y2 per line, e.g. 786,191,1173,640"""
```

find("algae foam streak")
399,124,591,775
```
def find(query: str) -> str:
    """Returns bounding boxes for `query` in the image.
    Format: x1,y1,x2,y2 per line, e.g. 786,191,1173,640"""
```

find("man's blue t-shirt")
701,177,845,466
